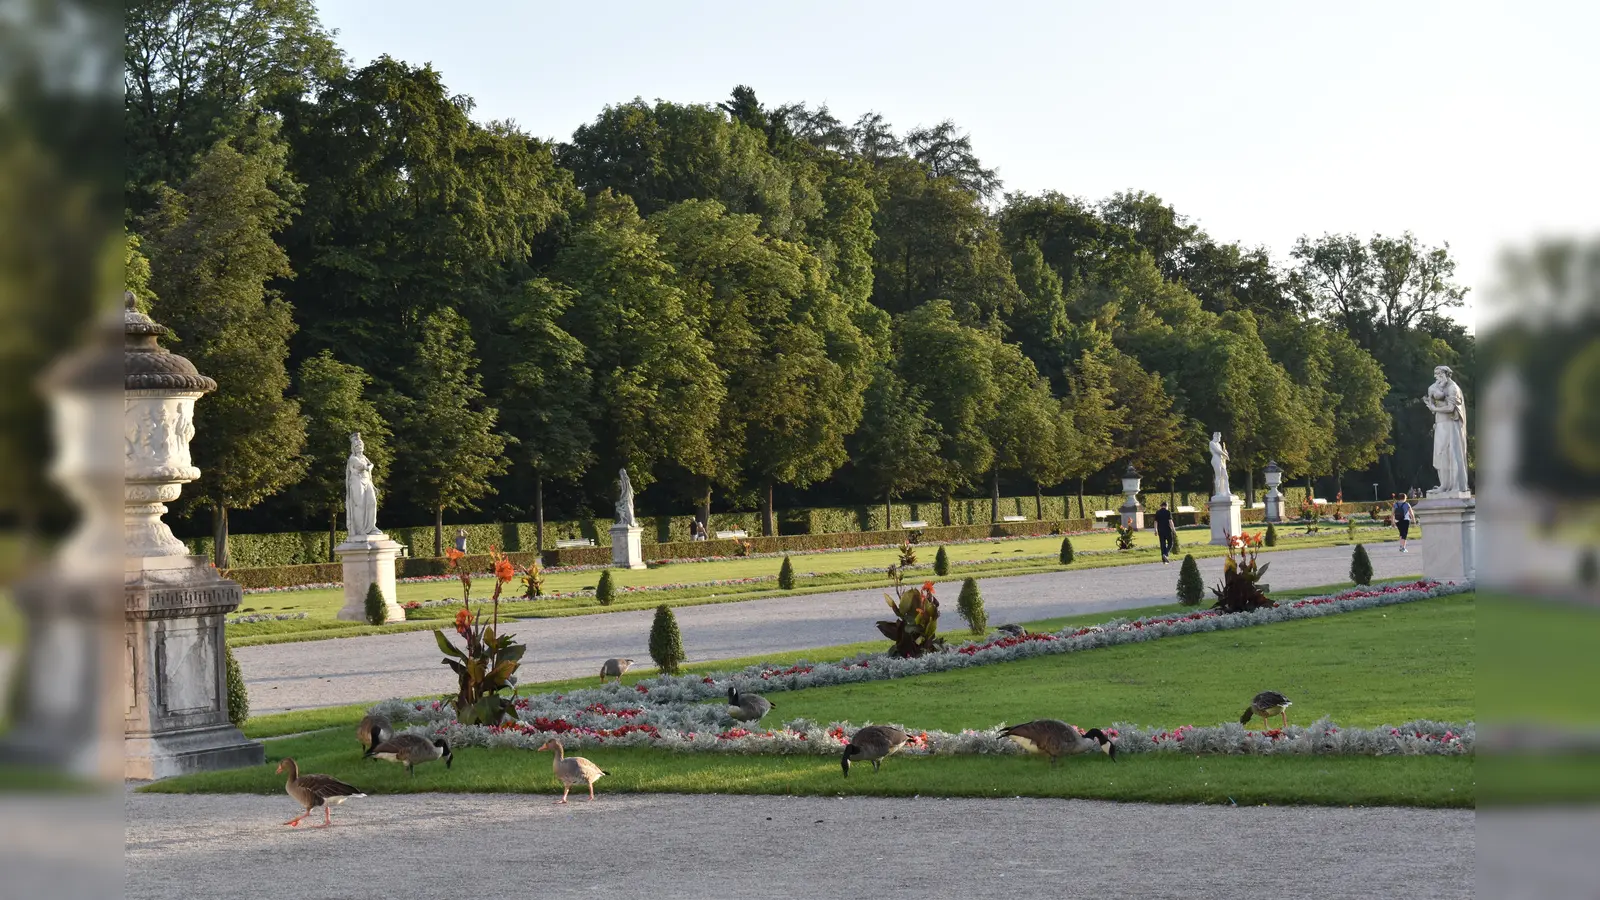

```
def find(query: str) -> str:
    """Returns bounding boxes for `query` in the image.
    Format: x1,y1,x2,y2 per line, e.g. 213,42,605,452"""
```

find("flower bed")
225,611,309,625
368,579,1472,759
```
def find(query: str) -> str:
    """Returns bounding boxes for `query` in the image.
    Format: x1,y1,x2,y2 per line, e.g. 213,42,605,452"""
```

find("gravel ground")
238,543,1422,713
124,791,1473,900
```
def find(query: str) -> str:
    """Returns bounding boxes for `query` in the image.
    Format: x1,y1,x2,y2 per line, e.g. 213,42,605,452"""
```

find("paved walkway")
239,543,1421,713
125,792,1473,900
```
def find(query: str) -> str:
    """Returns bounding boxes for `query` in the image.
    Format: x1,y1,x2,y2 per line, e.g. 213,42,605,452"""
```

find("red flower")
493,558,515,582
446,547,465,564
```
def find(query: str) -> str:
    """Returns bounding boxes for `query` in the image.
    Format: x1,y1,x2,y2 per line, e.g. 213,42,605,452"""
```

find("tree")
649,604,686,674
1107,351,1191,497
1559,339,1600,473
390,307,509,556
903,120,1002,200
1325,329,1394,486
1098,190,1198,282
846,366,944,528
985,342,1060,521
142,130,307,567
894,301,1000,523
934,546,950,576
1289,233,1371,334
1350,544,1373,586
778,555,796,589
293,350,389,559
1176,554,1204,605
1059,537,1075,565
596,569,616,606
1008,239,1070,384
956,577,987,635
1061,348,1123,518
1367,232,1469,332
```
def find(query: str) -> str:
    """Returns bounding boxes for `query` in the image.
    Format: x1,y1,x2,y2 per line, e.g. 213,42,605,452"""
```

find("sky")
316,0,1599,332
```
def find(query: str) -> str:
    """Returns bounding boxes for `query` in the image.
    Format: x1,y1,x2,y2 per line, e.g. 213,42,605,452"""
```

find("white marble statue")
1423,365,1471,494
345,432,379,537
615,468,636,527
1209,432,1231,499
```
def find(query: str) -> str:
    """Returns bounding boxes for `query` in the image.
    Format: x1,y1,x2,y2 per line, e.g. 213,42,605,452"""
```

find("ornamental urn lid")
123,291,216,393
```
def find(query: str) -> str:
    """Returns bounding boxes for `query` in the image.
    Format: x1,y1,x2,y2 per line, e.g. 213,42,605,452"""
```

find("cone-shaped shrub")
1580,547,1599,587
1176,553,1204,606
1264,524,1278,547
364,581,388,625
1350,543,1373,586
1059,537,1075,565
956,577,987,635
225,643,249,727
649,604,685,675
596,569,616,606
778,555,796,590
934,546,950,576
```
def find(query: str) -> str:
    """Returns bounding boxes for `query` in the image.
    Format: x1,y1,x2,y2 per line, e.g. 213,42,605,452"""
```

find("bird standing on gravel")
599,658,634,683
366,733,453,776
841,725,910,777
727,686,774,722
276,758,365,827
1241,690,1292,729
538,739,608,803
1000,720,1117,765
356,714,391,755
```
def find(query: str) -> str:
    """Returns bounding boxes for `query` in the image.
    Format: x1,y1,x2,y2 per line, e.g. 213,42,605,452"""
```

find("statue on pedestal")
1422,366,1470,494
345,432,379,538
1209,432,1231,499
615,468,636,527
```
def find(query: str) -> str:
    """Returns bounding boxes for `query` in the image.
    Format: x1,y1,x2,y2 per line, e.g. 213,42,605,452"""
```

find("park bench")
555,538,595,549
715,529,749,539
1312,498,1328,505
901,520,929,529
1251,502,1265,509
1176,505,1196,513
1092,510,1116,524
1001,515,1027,522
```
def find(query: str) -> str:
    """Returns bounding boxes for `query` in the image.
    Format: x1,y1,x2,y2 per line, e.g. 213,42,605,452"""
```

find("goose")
365,733,453,776
996,624,1027,637
356,714,391,755
1241,690,1292,729
599,658,634,683
727,686,774,722
276,758,365,827
538,739,607,803
841,725,910,777
1000,720,1117,765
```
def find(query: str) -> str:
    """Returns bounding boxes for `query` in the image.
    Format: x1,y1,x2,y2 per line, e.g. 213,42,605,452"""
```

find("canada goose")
1241,690,1292,729
599,658,634,683
356,714,391,754
365,733,453,776
276,758,365,827
727,686,774,722
1000,720,1117,764
841,725,910,777
996,624,1026,637
538,739,607,803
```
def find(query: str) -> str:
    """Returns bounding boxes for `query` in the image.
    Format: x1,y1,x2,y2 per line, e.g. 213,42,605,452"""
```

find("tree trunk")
212,504,230,569
990,468,1000,523
940,492,952,526
885,489,893,532
1169,477,1177,515
699,480,712,535
761,482,775,537
1035,483,1043,521
1245,469,1255,507
434,506,443,557
535,472,545,560
328,509,337,563
1077,478,1086,521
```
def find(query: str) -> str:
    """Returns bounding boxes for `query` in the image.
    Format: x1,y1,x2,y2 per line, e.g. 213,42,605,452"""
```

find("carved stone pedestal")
610,524,645,569
1210,496,1243,545
1416,492,1476,584
335,535,404,623
125,556,262,779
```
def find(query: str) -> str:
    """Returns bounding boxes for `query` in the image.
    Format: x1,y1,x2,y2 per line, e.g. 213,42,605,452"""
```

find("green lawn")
1478,593,1600,729
228,524,1400,647
155,585,1472,807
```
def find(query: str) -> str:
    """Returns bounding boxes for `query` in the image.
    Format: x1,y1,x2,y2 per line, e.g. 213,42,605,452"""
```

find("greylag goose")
1241,690,1292,729
841,725,909,777
538,739,607,803
599,658,634,683
356,714,391,754
276,758,365,827
1000,720,1117,764
365,733,453,776
727,686,774,722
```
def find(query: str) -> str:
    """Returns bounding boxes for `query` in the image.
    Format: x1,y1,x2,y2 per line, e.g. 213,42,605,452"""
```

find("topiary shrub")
648,604,685,675
596,569,616,606
956,577,987,635
1264,523,1278,547
1176,554,1204,606
363,581,388,625
1350,543,1373,586
224,643,249,727
1059,537,1075,565
778,555,796,590
934,545,950,576
1580,547,1599,588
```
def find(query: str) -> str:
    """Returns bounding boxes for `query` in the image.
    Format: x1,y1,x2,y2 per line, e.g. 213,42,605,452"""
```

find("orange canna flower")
494,559,515,582
922,581,935,594
446,547,465,564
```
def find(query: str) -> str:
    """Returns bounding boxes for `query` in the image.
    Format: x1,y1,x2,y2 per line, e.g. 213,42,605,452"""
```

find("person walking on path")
1154,501,1176,563
1392,495,1413,553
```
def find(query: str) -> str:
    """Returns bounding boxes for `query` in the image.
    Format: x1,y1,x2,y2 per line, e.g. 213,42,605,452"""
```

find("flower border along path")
370,580,1473,760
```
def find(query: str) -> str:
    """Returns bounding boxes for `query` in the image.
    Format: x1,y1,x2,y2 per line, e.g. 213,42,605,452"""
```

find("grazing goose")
365,733,453,776
276,758,365,827
599,658,635,683
996,624,1027,637
1000,720,1117,765
727,686,774,723
1241,690,1292,729
841,725,910,777
356,714,391,755
538,739,607,803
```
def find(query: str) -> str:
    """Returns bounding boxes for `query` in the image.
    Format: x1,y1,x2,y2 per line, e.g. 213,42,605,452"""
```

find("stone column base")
125,724,264,780
335,535,404,622
1118,502,1144,530
1264,491,1284,523
1210,496,1243,545
610,524,646,569
1415,493,1476,583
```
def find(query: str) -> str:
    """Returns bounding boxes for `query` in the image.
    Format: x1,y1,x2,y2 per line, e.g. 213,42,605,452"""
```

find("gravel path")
239,543,1421,713
125,791,1473,900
